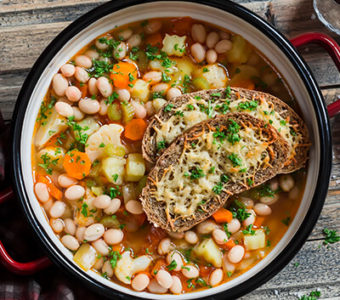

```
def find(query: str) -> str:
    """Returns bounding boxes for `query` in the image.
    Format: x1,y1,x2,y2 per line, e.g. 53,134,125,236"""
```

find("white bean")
240,197,254,208
75,226,86,242
228,245,245,264
65,86,81,102
223,253,236,273
206,31,219,48
166,251,183,271
103,229,124,245
167,87,182,100
243,209,256,227
215,39,232,54
196,220,218,234
52,73,68,96
145,20,162,34
127,34,141,47
152,83,169,94
113,42,127,60
143,71,162,85
132,273,150,291
92,239,109,256
125,200,143,215
93,195,111,209
260,193,279,205
84,223,105,242
209,268,223,286
147,278,168,294
65,185,85,201
279,175,295,192
118,28,133,41
96,77,113,98
104,198,121,215
64,218,76,235
57,97,73,105
75,55,92,69
191,43,206,63
35,182,50,203
72,106,85,121
181,264,199,278
269,178,279,191
49,201,66,218
50,218,64,233
88,78,98,96
93,257,104,270
226,218,241,234
206,49,217,64
219,31,230,40
191,24,206,43
158,238,171,255
60,64,75,77
78,98,100,114
184,231,198,244
169,275,182,294
212,228,228,245
61,235,79,251
115,88,130,102
131,100,147,119
55,101,74,118
254,203,272,216
58,174,77,188
167,231,184,239
102,260,114,277
289,186,299,199
84,49,99,60
156,270,173,289
95,37,110,50
74,66,89,83
99,100,108,116
145,101,155,116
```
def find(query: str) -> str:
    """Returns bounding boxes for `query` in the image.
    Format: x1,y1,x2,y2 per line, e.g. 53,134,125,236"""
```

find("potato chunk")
73,244,97,271
130,79,150,102
162,34,186,57
195,64,227,89
244,229,266,250
125,153,146,182
101,156,126,185
194,238,222,267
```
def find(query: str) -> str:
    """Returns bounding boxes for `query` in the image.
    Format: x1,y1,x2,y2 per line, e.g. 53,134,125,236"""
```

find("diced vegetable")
34,108,68,149
130,79,150,102
100,215,120,228
63,150,91,180
110,62,137,89
194,238,222,267
243,229,266,250
91,186,103,196
85,124,126,162
149,59,177,74
101,156,126,185
153,98,167,112
73,244,97,271
226,35,252,64
136,176,147,195
194,64,227,89
104,144,126,157
121,101,135,124
162,34,186,57
124,119,148,141
192,77,210,90
228,65,259,89
125,153,146,182
212,208,233,223
107,103,122,121
36,174,63,200
75,117,100,139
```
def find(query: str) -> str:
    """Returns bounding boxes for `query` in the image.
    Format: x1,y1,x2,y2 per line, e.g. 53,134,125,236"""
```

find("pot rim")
11,0,332,299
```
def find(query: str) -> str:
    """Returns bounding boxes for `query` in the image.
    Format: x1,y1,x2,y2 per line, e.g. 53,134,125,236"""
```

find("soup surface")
32,17,306,295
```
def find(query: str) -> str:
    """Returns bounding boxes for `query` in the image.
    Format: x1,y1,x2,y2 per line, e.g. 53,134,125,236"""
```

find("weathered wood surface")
0,0,339,299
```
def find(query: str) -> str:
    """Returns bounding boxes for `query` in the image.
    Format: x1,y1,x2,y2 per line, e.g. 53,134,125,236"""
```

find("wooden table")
0,0,339,299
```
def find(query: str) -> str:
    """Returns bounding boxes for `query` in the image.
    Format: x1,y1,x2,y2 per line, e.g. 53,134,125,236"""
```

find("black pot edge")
10,1,332,300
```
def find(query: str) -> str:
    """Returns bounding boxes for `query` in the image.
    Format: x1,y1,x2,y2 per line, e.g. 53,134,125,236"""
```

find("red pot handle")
290,32,340,118
0,187,51,275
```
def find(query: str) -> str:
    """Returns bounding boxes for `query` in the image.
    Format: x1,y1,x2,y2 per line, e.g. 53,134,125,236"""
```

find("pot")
1,1,339,299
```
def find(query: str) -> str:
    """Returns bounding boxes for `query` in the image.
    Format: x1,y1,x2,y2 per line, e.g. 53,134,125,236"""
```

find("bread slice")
142,87,310,174
140,113,289,232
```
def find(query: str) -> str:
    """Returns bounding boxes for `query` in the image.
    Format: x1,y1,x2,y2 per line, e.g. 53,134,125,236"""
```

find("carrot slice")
79,83,88,98
224,239,236,250
124,118,148,141
253,216,265,228
212,208,233,223
146,33,163,47
110,62,137,89
63,150,91,180
36,174,63,200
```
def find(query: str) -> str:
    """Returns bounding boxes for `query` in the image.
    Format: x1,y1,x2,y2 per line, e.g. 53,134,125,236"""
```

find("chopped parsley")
166,260,177,271
203,67,209,73
187,104,194,111
242,224,256,235
215,103,229,114
175,110,184,117
164,103,174,112
112,174,119,182
38,153,58,175
299,290,321,300
108,186,121,198
322,228,340,245
281,216,291,226
259,184,276,197
237,100,258,111
157,140,166,151
81,202,88,217
188,167,205,180
162,72,171,82
223,223,231,238
228,153,242,167
225,86,231,98
109,250,122,269
227,120,240,145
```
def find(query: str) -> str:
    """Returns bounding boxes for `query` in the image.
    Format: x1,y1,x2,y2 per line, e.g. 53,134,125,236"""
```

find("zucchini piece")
100,215,120,228
107,103,122,121
192,77,210,90
104,144,126,157
121,101,135,124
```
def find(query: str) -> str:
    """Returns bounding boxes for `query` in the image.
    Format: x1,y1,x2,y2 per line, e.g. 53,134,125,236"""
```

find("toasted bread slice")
140,113,289,232
142,88,310,173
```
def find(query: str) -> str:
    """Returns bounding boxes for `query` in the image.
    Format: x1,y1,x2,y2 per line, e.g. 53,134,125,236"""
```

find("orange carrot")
63,150,91,180
36,174,63,200
212,208,233,223
146,33,163,47
254,216,265,228
110,62,137,89
80,83,88,98
124,118,147,141
224,239,236,250
111,244,123,253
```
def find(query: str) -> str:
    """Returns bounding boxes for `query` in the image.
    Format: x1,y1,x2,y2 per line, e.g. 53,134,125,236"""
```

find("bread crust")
142,88,310,173
140,113,289,232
